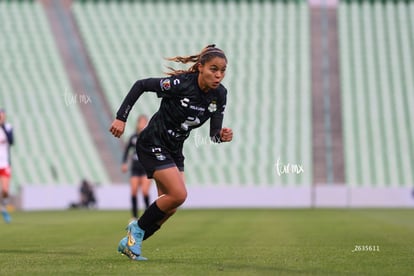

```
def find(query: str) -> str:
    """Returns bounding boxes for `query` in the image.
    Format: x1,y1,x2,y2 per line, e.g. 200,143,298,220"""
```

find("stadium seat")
338,0,414,187
0,1,110,190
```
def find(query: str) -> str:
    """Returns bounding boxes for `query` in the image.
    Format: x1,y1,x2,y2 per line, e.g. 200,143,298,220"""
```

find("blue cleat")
2,210,11,224
125,220,145,256
118,236,147,261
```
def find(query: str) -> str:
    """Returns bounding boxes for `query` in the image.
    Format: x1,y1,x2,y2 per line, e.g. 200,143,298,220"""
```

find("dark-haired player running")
110,45,233,261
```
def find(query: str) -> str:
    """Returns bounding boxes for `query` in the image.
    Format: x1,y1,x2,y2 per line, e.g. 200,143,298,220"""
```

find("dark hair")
165,44,227,76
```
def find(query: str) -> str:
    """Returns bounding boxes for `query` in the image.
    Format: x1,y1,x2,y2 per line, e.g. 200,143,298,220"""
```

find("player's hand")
220,127,233,142
121,163,128,173
109,119,125,138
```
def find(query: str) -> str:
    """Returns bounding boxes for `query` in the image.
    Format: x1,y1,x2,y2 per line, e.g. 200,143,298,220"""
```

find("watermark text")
274,157,304,176
64,92,92,106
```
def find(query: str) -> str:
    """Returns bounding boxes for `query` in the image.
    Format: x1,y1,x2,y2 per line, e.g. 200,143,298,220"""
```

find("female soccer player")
0,109,13,223
122,115,152,218
109,45,233,260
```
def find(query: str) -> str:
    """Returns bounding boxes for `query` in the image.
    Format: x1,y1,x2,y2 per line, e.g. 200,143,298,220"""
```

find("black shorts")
130,160,147,177
136,142,185,179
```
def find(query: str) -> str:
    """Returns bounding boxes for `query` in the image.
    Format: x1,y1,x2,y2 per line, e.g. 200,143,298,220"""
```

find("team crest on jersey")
160,79,171,91
208,101,217,112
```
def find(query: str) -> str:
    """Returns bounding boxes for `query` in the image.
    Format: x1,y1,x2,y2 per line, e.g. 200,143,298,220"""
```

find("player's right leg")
119,167,185,260
118,143,187,260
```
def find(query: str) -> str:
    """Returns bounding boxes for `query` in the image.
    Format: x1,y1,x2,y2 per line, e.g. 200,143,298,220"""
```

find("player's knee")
172,189,187,207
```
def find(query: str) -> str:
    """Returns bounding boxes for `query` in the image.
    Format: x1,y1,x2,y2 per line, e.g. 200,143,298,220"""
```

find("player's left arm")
210,90,233,143
219,127,233,142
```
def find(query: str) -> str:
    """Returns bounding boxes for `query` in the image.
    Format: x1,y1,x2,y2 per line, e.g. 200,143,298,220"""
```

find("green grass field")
0,209,413,275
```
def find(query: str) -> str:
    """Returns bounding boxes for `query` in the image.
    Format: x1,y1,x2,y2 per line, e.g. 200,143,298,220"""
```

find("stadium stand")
339,0,414,187
0,0,110,191
72,0,312,187
2,0,413,209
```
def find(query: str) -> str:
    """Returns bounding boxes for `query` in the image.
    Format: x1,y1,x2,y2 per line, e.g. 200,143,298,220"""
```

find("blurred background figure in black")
70,179,97,209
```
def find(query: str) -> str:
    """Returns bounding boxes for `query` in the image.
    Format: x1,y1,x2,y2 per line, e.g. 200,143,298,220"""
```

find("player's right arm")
115,79,162,122
109,78,161,138
109,76,183,138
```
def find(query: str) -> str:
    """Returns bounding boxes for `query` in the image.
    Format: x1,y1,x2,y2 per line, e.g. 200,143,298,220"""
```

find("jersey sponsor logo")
181,116,201,131
168,129,187,138
208,101,217,112
160,79,171,91
190,105,205,111
180,97,205,111
180,97,190,107
167,129,178,137
190,105,206,112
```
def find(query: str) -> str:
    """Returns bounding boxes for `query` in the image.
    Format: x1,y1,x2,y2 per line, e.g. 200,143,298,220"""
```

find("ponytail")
165,44,227,76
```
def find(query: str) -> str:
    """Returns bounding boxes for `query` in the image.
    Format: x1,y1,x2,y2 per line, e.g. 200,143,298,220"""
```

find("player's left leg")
1,171,11,223
143,172,184,240
117,236,148,261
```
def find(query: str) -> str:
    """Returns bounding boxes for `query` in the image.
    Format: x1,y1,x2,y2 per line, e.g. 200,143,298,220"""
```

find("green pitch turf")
0,209,413,275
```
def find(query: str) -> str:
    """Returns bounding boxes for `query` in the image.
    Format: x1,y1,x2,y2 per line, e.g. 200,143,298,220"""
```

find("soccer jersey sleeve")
209,89,227,143
116,78,161,122
116,77,184,122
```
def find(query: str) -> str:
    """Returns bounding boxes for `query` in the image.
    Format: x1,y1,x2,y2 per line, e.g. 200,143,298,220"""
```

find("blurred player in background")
0,109,14,223
110,45,233,260
122,114,151,218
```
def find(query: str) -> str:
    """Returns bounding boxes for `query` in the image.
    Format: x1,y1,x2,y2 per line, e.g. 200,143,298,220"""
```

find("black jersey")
116,73,227,152
122,133,139,163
